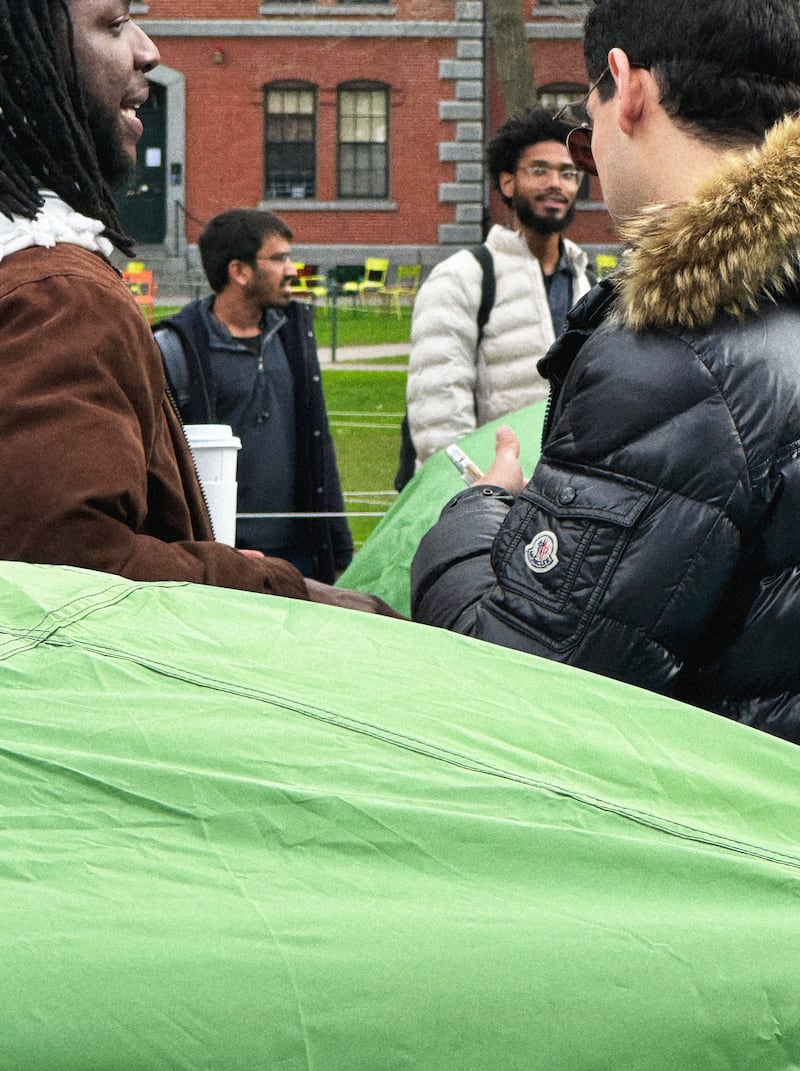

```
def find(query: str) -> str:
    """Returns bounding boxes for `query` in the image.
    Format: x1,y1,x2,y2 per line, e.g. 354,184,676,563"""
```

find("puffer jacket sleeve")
406,250,484,463
411,485,513,629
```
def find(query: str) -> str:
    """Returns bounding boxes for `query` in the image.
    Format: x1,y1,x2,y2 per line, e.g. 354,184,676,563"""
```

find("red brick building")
125,0,615,277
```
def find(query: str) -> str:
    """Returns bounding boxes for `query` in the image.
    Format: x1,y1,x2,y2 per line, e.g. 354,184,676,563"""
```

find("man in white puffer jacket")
407,110,593,466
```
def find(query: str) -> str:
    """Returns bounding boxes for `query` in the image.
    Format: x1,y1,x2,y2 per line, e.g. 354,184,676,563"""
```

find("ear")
608,47,648,136
498,170,516,201
227,258,252,288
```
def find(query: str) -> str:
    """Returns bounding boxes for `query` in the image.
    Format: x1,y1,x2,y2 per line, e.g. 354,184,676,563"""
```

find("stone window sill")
260,198,397,211
259,3,396,14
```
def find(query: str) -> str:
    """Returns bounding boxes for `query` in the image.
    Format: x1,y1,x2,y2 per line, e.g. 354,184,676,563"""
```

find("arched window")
264,81,317,200
337,82,389,199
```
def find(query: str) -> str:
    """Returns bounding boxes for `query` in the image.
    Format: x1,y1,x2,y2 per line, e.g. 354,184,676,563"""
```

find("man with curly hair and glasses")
412,0,800,743
404,109,593,473
0,1,396,617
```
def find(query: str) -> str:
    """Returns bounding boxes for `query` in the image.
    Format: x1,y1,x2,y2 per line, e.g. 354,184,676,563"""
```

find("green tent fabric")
338,402,546,616
0,560,798,1069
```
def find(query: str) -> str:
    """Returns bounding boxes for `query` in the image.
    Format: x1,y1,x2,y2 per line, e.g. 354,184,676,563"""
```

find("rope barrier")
237,511,389,519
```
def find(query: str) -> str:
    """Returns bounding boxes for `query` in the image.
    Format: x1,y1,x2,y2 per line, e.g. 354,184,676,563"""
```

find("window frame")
336,81,390,201
263,80,318,201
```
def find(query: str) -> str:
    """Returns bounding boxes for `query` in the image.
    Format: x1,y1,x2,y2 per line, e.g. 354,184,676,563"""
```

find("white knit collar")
0,190,114,263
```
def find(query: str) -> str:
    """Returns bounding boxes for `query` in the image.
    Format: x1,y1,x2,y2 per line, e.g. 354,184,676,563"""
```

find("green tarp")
0,560,798,1069
339,403,546,616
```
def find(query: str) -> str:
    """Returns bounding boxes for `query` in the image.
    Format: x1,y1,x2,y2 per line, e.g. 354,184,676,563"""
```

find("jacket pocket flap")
522,459,655,528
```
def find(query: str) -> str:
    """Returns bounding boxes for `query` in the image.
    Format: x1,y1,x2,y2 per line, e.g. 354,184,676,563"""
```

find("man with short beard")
406,109,593,467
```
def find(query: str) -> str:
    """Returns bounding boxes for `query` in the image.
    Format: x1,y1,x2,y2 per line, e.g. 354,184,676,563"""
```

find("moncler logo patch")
524,530,559,573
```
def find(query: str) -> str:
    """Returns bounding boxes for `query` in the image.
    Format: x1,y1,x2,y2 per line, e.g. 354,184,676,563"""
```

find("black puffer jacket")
411,115,800,745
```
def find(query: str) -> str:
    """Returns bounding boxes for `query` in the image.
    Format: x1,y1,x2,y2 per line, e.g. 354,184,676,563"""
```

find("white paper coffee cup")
183,424,242,546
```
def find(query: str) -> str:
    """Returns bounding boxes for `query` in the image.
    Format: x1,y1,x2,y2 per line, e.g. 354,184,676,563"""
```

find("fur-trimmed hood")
615,113,800,332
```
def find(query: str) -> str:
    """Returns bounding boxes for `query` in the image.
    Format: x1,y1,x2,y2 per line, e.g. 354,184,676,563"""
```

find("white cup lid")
184,424,241,449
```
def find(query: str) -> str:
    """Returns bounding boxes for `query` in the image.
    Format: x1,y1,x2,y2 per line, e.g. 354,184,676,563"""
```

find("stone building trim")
261,200,398,212
436,1,486,244
136,20,481,37
259,4,397,13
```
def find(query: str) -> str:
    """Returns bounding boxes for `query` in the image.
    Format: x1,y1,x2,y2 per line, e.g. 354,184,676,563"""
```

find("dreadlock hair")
0,0,134,253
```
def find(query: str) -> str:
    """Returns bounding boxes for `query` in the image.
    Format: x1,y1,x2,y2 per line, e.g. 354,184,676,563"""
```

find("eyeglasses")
551,66,610,177
552,63,649,177
518,164,584,186
256,252,293,265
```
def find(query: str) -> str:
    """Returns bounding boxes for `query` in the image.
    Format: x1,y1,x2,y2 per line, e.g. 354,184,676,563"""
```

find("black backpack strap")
393,412,417,492
153,305,216,422
154,325,191,408
469,243,496,343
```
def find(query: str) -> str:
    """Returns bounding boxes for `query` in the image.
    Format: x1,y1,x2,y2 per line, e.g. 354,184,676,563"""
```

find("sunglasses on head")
552,63,650,177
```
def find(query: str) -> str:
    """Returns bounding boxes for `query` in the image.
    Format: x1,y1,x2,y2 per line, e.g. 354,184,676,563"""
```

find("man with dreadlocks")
0,1,397,616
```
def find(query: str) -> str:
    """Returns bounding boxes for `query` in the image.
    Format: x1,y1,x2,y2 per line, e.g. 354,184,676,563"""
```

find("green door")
116,81,167,244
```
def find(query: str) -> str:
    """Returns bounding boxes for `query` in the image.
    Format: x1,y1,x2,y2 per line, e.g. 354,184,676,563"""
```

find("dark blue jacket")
156,297,352,584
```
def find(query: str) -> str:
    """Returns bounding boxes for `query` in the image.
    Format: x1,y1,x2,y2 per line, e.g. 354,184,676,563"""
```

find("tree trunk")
486,0,538,118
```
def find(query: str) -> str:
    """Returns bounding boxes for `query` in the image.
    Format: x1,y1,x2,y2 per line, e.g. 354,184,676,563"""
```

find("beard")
513,191,577,236
85,99,138,191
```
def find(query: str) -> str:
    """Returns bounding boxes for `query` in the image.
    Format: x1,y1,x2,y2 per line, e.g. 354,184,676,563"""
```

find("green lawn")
153,306,183,323
154,303,413,349
313,305,412,348
322,367,408,548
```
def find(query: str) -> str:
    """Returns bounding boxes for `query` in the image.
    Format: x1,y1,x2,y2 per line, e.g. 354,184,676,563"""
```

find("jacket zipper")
164,378,216,540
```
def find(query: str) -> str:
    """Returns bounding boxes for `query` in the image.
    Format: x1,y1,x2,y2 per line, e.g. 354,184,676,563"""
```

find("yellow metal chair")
595,253,619,279
341,257,389,307
379,264,421,317
289,262,328,305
